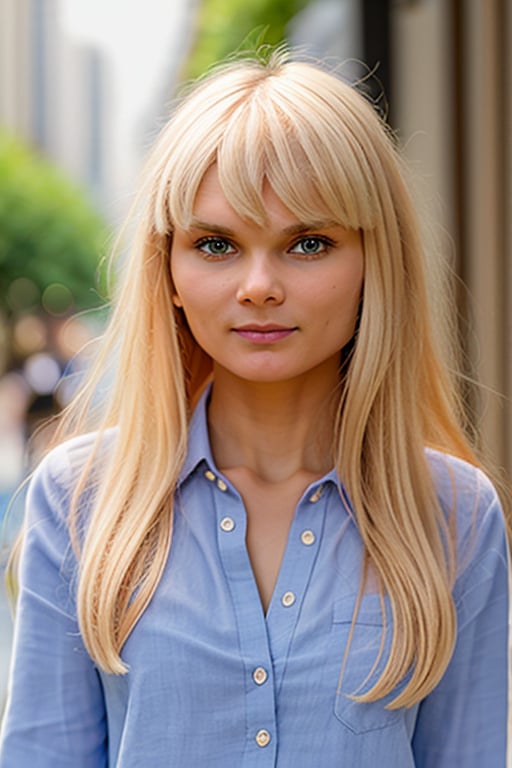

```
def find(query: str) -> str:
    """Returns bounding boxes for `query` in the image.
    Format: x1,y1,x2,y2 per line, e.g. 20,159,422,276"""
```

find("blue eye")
289,237,331,256
196,237,235,257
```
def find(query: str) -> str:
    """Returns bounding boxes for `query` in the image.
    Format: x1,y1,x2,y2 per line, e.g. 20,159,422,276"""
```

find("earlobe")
172,294,183,308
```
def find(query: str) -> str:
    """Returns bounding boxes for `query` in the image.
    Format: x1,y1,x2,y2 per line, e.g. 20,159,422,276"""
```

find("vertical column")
362,0,392,120
503,0,512,476
462,0,507,465
0,0,33,141
391,0,461,393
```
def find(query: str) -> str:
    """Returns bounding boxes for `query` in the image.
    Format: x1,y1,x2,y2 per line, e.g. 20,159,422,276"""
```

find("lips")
232,324,297,344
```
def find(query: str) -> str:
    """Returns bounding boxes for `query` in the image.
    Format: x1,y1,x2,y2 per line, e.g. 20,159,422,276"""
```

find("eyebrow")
282,221,339,235
188,218,339,235
188,220,235,236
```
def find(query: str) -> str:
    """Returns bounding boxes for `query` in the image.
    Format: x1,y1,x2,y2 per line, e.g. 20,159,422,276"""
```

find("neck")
207,366,340,483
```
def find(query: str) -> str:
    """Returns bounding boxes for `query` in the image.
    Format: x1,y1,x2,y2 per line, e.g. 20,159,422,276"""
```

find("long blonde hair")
31,50,480,707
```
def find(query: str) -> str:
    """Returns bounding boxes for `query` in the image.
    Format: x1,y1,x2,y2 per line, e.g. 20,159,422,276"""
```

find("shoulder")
425,448,500,515
426,448,509,585
27,429,117,524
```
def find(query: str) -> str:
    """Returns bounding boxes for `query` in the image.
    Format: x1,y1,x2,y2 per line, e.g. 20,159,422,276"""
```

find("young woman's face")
170,166,364,387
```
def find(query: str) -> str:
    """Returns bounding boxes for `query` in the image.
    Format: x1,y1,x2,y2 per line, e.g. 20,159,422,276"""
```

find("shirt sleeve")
0,447,108,767
412,483,509,767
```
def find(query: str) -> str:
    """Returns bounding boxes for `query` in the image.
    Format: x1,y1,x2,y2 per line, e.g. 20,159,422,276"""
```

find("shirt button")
217,478,228,492
252,667,268,685
309,485,324,503
281,591,296,607
220,516,235,532
300,529,316,546
255,729,271,747
204,470,216,482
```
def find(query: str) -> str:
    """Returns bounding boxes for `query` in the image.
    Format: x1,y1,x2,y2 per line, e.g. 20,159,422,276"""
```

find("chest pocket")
331,594,406,735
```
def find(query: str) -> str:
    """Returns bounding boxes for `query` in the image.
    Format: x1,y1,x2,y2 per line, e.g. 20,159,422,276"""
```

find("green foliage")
183,0,310,81
0,131,108,315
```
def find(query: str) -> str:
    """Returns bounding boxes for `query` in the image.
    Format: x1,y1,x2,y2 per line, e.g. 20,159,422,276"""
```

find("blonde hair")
31,50,479,707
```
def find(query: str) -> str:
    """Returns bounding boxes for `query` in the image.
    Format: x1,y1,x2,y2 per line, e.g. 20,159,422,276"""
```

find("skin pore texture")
171,165,364,610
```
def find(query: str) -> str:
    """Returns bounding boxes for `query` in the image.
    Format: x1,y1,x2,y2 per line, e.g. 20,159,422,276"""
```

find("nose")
235,253,285,306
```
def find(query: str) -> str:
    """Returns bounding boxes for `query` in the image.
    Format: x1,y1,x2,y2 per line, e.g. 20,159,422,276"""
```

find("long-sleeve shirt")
0,389,509,766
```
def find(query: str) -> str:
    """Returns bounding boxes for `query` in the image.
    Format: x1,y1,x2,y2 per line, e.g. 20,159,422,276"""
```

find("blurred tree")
184,0,310,80
0,131,108,317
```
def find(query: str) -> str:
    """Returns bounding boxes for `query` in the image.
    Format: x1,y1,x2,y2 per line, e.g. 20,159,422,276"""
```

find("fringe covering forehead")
151,57,386,235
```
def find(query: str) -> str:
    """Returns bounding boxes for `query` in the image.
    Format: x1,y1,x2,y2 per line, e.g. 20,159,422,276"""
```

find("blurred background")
0,0,510,709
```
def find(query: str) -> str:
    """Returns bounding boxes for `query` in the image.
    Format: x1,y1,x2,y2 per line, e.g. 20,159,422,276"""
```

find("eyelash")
194,234,336,260
288,236,335,258
195,237,236,259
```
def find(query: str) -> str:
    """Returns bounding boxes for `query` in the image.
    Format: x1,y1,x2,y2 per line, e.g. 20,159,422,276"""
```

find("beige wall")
392,0,511,476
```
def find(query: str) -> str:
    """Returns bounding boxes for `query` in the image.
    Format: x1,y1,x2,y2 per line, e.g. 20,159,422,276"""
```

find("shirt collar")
178,384,349,510
178,384,217,485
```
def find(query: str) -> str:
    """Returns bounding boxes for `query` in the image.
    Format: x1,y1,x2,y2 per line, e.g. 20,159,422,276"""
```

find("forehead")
192,165,295,224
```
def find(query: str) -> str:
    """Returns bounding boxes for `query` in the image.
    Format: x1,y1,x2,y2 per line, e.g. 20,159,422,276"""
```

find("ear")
172,294,183,308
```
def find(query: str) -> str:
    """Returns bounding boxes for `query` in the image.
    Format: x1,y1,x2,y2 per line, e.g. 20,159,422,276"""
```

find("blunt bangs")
153,56,386,235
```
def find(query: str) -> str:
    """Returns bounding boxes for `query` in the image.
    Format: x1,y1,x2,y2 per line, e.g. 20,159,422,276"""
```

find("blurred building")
394,0,511,477
291,0,511,477
0,0,111,207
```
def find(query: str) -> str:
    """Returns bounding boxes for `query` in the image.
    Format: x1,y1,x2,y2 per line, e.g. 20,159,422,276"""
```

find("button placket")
211,478,277,762
265,482,330,694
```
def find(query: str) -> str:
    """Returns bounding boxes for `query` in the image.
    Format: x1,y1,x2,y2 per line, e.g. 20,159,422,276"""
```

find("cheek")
323,277,363,332
171,270,206,313
170,254,201,303
179,297,209,328
176,288,225,345
330,271,363,308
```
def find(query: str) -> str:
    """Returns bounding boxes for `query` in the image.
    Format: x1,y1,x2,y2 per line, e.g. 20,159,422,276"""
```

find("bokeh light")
12,315,48,357
56,316,94,359
42,283,74,316
7,278,40,313
23,353,61,395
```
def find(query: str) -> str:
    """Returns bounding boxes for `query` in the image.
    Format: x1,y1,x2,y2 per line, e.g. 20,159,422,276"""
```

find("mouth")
232,324,297,344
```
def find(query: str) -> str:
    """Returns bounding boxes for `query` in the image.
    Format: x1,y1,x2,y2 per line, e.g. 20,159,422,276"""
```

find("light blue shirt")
0,389,509,766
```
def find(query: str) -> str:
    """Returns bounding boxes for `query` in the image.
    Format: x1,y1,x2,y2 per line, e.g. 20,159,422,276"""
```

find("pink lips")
233,325,296,344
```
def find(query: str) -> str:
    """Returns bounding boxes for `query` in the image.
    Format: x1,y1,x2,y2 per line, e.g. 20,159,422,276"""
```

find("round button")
300,529,316,546
252,667,268,685
309,486,324,503
204,470,216,482
220,516,235,532
281,591,296,607
255,729,271,747
217,479,228,492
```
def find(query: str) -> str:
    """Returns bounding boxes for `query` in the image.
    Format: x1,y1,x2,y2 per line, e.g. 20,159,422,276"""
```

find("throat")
207,376,339,482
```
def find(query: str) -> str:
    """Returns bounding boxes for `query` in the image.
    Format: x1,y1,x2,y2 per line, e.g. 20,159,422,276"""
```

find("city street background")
1,0,511,724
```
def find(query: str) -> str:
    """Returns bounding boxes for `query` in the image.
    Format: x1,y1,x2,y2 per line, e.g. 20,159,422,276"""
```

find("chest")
110,479,411,764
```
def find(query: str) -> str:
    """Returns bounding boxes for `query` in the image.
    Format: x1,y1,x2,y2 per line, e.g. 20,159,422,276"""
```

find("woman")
0,50,508,766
